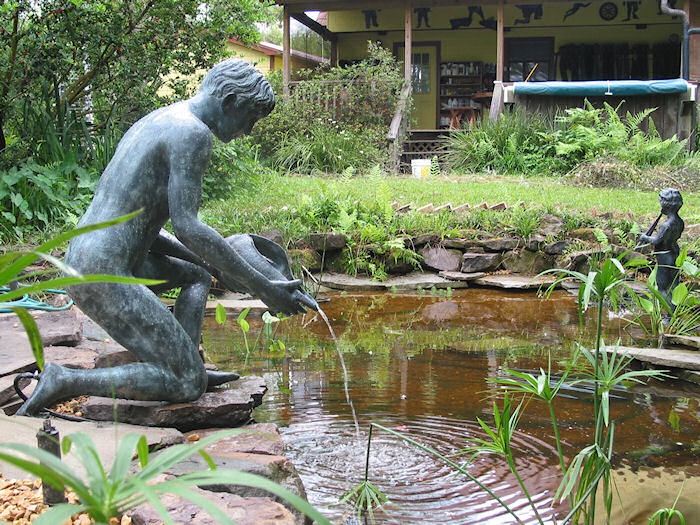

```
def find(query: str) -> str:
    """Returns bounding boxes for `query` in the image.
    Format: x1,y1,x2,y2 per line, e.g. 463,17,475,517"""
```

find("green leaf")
33,503,88,525
137,435,150,468
668,410,681,432
215,303,227,325
671,283,688,307
11,308,44,370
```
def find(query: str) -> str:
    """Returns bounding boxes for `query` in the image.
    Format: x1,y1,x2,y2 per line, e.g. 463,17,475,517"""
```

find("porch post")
283,5,291,98
496,1,504,82
404,3,413,84
331,39,338,67
490,1,505,121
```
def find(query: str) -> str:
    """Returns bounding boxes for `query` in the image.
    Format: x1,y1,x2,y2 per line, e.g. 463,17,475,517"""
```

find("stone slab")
0,329,35,377
43,345,98,369
205,299,268,316
186,423,285,457
0,415,183,481
438,271,486,282
318,272,470,291
664,335,700,350
80,375,267,432
601,346,700,371
0,309,81,347
679,370,700,385
472,274,559,290
128,487,296,525
157,450,306,524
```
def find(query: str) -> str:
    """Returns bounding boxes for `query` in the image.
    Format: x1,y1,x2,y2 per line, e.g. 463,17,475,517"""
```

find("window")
505,38,553,82
412,52,431,93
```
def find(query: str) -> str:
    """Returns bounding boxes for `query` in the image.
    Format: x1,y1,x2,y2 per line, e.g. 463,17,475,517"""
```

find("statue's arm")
640,221,671,246
167,128,305,314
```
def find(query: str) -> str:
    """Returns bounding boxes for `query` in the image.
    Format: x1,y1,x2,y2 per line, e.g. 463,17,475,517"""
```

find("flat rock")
502,250,554,275
479,237,521,252
0,328,35,377
443,238,482,251
186,423,285,457
664,335,700,350
538,214,565,237
206,299,268,316
0,415,183,481
309,232,347,251
0,309,81,347
544,240,571,256
438,271,486,282
44,345,98,369
461,253,501,273
420,246,462,272
318,272,469,291
601,346,700,371
159,451,306,524
473,274,558,290
411,234,439,247
93,340,138,368
128,488,296,525
80,375,267,432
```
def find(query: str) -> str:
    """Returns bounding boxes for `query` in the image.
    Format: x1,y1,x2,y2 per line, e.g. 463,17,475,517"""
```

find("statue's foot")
15,363,63,417
206,370,239,388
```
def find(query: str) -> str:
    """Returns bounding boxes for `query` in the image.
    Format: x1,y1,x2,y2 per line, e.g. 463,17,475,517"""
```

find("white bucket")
411,159,431,178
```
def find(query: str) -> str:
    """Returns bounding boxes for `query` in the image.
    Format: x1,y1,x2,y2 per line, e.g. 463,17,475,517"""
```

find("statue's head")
198,58,275,142
659,187,683,213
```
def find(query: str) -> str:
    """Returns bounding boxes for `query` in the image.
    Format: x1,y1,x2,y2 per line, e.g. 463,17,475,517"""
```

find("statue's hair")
659,187,683,209
199,58,275,116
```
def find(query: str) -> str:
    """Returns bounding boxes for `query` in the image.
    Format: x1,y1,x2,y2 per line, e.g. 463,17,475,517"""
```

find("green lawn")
203,173,699,235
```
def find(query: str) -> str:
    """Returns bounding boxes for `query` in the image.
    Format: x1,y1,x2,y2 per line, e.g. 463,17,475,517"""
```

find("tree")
0,0,274,155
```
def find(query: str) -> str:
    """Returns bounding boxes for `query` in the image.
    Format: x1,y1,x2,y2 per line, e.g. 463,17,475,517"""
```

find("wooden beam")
275,0,577,11
291,12,337,42
283,5,291,97
496,1,504,82
404,3,412,83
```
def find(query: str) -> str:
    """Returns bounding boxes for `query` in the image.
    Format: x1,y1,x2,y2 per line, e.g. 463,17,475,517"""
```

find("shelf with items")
439,61,483,129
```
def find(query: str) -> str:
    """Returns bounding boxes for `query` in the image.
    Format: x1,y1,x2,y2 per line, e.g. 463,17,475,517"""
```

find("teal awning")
513,79,689,96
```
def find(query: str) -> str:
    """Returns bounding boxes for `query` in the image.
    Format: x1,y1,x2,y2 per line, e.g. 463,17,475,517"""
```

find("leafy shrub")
0,161,98,242
446,101,699,185
273,120,383,174
446,109,560,175
553,102,692,172
203,138,270,201
252,42,405,173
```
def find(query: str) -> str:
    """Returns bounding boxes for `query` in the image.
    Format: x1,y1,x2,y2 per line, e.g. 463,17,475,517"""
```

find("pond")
203,289,700,524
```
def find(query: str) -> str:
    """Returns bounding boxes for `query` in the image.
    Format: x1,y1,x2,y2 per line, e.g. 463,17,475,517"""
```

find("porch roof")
275,0,574,10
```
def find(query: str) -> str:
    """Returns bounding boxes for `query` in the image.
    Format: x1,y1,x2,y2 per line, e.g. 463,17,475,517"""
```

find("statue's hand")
258,279,311,316
638,234,651,243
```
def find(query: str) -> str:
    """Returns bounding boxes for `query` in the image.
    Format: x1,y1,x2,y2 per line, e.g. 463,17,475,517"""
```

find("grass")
202,172,700,237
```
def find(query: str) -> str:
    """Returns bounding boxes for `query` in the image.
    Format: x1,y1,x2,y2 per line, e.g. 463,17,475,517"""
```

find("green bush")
251,42,405,173
446,109,561,175
273,120,384,174
446,101,699,183
203,138,270,201
0,161,98,242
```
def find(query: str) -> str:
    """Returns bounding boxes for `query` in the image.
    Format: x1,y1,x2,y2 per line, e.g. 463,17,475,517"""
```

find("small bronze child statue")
638,188,685,311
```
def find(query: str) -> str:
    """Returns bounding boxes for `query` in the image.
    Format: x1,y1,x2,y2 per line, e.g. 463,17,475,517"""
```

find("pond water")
203,289,700,524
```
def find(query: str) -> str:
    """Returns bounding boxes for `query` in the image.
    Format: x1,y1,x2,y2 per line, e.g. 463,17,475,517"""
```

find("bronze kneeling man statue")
18,59,316,416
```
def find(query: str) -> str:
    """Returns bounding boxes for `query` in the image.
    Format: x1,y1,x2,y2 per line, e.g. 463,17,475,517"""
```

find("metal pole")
36,418,65,505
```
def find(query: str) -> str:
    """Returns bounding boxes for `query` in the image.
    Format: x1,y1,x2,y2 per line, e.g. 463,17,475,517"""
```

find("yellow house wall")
225,42,273,75
328,3,682,78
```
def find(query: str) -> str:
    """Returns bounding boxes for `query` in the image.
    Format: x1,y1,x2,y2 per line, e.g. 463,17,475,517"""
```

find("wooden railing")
288,78,396,123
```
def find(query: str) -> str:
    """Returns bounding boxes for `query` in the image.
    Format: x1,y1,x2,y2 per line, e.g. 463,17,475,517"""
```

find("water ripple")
279,412,564,524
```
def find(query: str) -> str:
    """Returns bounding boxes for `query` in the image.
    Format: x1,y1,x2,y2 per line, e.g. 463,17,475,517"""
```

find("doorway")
395,42,440,129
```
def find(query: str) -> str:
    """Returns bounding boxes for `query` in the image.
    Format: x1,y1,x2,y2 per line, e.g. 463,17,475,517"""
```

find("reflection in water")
203,289,700,524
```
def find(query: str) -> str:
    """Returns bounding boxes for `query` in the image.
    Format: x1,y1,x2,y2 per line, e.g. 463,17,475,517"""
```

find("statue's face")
215,95,259,143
